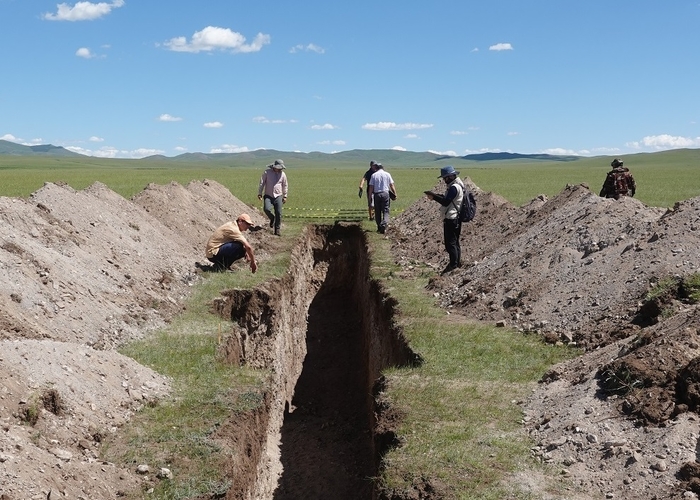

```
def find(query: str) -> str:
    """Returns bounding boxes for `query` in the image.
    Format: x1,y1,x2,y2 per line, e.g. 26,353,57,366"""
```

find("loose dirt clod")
2,176,700,499
391,180,700,499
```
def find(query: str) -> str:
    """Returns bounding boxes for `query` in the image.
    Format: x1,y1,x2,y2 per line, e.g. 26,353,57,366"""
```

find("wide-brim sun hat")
438,165,460,178
273,159,285,169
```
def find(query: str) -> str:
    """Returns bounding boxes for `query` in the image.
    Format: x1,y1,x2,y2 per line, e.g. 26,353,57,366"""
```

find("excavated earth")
1,176,700,499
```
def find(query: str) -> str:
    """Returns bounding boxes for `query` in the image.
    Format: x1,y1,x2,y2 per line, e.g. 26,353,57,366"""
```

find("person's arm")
359,176,365,197
243,240,257,273
282,173,288,202
258,171,266,200
389,182,397,198
431,185,458,206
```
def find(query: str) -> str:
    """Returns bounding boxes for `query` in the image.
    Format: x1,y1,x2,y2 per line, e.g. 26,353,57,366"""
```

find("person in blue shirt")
358,160,378,220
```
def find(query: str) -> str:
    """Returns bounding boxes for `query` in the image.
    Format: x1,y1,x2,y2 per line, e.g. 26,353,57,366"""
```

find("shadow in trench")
273,280,374,500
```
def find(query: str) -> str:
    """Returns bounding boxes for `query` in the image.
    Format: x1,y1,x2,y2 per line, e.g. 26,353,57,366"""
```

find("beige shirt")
205,221,249,258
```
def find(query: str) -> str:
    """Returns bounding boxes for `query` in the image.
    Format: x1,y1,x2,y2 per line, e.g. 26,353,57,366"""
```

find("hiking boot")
274,229,280,236
440,264,457,275
269,218,274,228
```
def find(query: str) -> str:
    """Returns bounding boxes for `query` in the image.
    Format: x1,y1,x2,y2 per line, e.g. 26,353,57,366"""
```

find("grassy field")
3,149,700,498
2,148,699,208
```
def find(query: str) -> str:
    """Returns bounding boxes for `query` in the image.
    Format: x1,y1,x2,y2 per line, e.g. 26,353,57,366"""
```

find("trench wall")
212,224,417,499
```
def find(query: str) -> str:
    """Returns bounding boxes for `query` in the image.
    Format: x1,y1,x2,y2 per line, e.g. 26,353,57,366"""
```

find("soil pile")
3,173,700,499
391,179,700,499
0,179,271,499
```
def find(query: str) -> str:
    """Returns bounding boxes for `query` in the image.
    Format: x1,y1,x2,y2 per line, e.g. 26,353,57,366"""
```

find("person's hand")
257,194,262,201
250,261,258,273
283,197,287,204
426,193,434,200
358,187,363,198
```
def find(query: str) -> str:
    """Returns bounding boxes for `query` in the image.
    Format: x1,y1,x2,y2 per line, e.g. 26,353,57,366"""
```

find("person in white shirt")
367,162,397,234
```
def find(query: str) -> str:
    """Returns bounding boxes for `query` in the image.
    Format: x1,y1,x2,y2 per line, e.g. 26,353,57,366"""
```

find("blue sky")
1,1,699,159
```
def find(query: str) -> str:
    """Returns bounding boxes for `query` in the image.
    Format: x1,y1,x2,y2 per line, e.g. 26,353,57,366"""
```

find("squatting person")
204,213,258,273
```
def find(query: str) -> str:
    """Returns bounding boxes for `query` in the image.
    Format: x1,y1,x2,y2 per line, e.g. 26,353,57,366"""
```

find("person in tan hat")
258,159,288,236
203,213,258,272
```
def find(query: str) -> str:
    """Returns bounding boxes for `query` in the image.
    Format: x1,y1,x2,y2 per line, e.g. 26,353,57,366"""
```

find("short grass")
2,148,700,209
367,231,579,498
101,230,300,499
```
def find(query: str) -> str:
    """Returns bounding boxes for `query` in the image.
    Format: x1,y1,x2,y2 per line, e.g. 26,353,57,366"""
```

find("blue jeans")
208,241,246,270
263,195,283,231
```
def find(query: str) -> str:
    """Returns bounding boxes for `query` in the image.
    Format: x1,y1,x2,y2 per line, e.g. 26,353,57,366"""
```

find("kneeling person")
205,213,258,273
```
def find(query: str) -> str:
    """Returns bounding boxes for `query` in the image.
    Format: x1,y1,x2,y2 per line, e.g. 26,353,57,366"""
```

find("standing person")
258,159,288,236
358,160,377,220
367,162,396,234
204,213,258,273
599,158,636,199
425,165,464,275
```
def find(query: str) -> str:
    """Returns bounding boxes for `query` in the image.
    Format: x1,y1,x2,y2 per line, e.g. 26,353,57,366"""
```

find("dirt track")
2,178,700,499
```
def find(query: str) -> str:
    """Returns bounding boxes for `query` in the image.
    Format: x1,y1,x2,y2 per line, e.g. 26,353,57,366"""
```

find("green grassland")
2,148,699,208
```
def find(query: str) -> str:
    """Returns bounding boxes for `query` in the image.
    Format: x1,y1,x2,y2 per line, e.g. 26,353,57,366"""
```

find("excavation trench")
212,224,419,500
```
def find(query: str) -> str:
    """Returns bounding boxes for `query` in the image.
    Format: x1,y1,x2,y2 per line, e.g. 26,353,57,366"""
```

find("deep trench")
219,224,419,500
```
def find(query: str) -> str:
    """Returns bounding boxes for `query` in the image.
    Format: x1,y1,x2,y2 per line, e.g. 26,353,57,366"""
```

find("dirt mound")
391,180,700,498
0,179,271,498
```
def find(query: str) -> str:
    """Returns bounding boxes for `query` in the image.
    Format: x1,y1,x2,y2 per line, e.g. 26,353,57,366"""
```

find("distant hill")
461,152,580,162
0,140,83,157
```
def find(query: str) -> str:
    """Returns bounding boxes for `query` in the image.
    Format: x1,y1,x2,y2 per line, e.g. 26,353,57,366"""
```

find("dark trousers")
263,195,283,231
443,218,462,267
373,191,390,232
208,241,246,270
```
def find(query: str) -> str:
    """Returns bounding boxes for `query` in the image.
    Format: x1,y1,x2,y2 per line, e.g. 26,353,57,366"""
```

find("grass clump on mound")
367,229,579,499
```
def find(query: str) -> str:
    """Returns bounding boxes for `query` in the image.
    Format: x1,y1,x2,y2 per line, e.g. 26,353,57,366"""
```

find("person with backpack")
425,165,466,275
600,158,636,200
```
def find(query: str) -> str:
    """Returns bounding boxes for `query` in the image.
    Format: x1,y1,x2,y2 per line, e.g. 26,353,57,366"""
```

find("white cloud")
471,47,479,53
253,116,297,124
317,140,346,146
203,121,223,128
65,145,164,159
362,122,433,131
450,130,468,136
89,136,103,142
209,144,250,153
542,148,579,156
43,0,124,21
428,149,457,156
628,134,700,149
1,134,19,141
489,43,513,51
290,43,325,54
76,47,95,58
163,26,271,54
391,146,407,151
159,114,182,122
174,146,188,152
507,131,520,136
310,123,337,130
404,134,418,139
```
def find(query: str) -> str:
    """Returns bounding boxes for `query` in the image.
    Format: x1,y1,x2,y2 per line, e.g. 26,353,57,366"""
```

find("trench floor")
273,282,375,499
